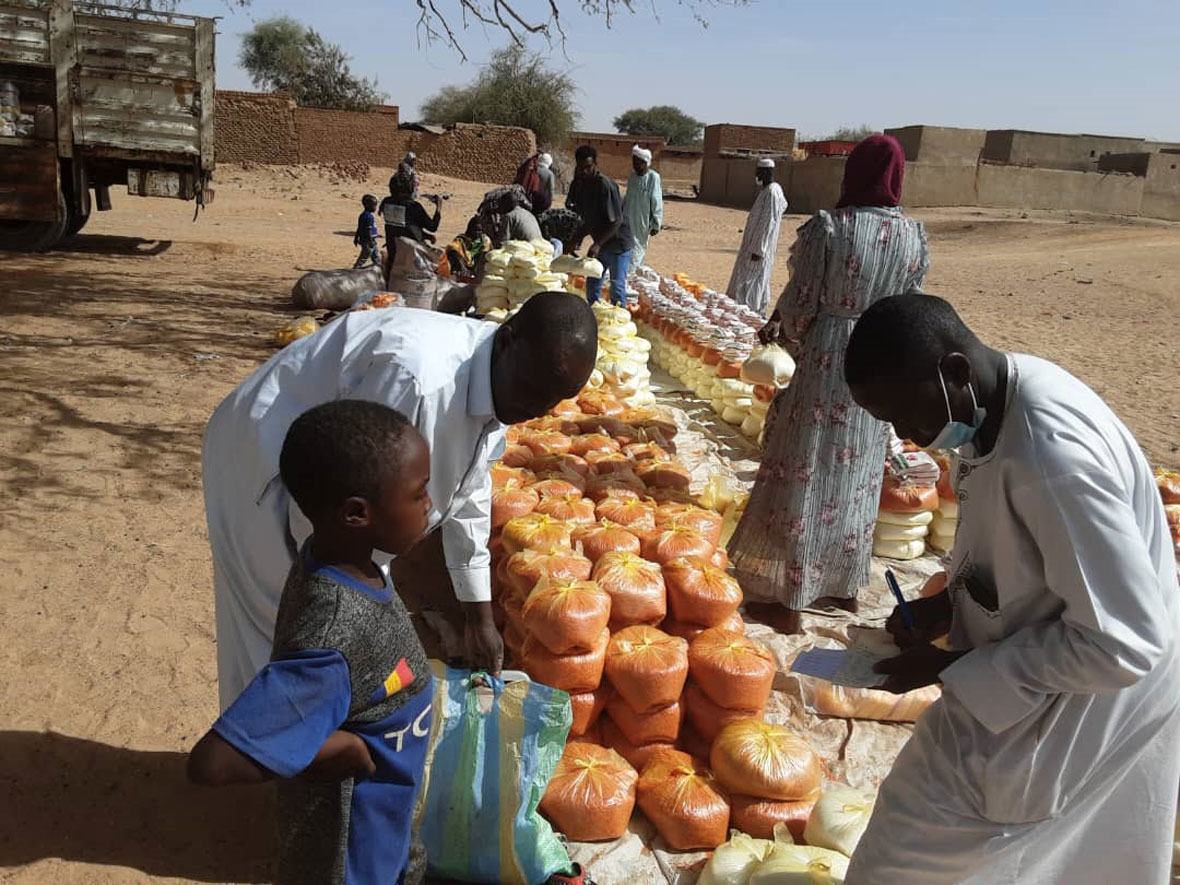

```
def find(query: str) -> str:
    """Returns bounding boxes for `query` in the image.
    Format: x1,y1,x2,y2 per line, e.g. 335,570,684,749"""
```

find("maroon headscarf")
836,134,906,208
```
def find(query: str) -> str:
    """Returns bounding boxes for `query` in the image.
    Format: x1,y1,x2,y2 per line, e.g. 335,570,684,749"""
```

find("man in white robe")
843,293,1180,884
725,157,787,315
202,295,598,709
623,145,663,270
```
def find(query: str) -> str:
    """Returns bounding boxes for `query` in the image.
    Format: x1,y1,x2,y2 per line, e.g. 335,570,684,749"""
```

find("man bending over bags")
841,293,1179,884
203,293,598,709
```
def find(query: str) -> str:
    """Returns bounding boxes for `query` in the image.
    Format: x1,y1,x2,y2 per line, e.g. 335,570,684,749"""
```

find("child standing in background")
188,400,435,885
353,194,380,268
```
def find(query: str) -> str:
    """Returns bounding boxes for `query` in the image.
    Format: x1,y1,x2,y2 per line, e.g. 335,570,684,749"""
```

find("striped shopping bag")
415,662,573,884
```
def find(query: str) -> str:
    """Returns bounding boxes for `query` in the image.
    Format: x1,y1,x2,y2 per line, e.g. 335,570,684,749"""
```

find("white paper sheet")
790,647,891,689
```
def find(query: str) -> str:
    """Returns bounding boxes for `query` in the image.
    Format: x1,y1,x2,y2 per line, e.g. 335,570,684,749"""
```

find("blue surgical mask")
924,366,985,451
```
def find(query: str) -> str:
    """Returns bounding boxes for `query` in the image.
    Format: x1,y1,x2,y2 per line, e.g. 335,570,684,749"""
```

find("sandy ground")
1,164,1178,883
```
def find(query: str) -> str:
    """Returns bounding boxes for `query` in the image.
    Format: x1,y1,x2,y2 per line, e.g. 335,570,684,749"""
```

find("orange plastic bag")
606,694,683,745
492,464,536,491
492,486,540,530
578,390,626,417
518,429,573,457
571,521,641,562
587,450,635,476
501,443,535,468
531,453,591,479
605,626,689,713
569,683,612,738
502,514,574,555
534,493,597,525
539,742,638,843
663,612,744,642
595,497,657,533
592,552,667,627
529,476,585,499
642,527,715,566
682,680,763,744
804,680,940,723
548,398,582,418
636,460,692,492
584,470,649,503
663,559,743,627
636,752,731,851
655,503,724,546
617,410,677,441
878,477,939,513
522,626,609,693
570,433,621,457
522,578,612,655
598,716,677,772
710,720,822,801
688,628,776,711
621,441,672,463
505,547,592,600
729,792,817,842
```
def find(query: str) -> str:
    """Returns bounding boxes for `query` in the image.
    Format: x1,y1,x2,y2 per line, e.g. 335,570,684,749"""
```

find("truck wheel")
66,208,90,238
0,191,71,252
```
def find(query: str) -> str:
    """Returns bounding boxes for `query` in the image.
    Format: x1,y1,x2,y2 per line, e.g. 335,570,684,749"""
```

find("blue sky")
186,0,1180,141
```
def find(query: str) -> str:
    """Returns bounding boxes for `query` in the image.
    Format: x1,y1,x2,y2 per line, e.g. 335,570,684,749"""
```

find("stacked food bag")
551,254,605,299
929,455,959,553
476,240,569,317
873,476,939,560
592,301,655,409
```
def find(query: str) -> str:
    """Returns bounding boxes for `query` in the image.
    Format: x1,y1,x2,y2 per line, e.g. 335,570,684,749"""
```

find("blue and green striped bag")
416,663,573,884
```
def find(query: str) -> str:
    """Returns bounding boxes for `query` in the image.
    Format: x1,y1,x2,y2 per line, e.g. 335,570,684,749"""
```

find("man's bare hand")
302,731,375,781
885,589,953,649
462,601,504,676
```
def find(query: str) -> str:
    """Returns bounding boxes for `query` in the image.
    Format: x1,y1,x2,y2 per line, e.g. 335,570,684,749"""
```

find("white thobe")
848,354,1180,884
726,181,787,315
202,308,505,709
623,168,664,269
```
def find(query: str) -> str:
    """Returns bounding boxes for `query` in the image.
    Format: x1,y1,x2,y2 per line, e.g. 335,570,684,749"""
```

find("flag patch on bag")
371,658,414,702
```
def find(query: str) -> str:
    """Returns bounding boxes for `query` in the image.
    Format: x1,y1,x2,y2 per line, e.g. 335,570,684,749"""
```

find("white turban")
632,145,653,163
538,153,553,168
757,158,775,169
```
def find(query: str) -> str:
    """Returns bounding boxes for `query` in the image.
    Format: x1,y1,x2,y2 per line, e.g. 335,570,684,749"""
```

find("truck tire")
0,191,71,252
66,208,90,238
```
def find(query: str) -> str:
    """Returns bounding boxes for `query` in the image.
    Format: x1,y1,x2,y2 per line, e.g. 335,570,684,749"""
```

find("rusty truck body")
0,0,214,250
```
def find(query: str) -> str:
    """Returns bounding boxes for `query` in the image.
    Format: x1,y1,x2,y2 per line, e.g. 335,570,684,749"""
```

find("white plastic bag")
699,831,775,885
802,783,876,858
741,344,796,387
747,827,849,884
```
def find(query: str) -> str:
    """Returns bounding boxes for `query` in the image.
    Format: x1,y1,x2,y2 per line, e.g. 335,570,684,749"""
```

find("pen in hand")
885,568,916,631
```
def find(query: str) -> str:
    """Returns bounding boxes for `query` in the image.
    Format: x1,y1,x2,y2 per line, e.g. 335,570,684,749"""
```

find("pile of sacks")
593,301,655,409
631,270,790,443
929,455,959,554
873,476,939,561
476,240,569,317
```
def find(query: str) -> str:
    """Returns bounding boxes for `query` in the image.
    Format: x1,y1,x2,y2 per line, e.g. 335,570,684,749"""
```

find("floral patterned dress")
728,206,929,609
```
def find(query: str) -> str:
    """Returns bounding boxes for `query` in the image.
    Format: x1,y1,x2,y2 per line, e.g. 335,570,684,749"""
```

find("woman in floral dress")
728,135,930,633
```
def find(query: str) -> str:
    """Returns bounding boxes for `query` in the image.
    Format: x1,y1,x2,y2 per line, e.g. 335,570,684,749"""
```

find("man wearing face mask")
842,293,1180,885
202,293,599,710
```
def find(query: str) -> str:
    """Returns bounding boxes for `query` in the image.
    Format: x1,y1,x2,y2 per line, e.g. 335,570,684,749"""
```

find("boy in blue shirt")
353,194,381,268
188,399,434,884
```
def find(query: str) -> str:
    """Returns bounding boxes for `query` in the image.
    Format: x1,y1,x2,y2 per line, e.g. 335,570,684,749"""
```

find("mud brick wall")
396,123,537,184
294,106,400,166
214,91,298,164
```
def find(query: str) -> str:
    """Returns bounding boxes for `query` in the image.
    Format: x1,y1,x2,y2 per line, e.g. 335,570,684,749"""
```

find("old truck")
0,0,214,250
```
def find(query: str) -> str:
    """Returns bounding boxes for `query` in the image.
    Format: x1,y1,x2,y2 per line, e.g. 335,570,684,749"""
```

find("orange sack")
502,514,574,555
569,683,613,738
570,433,621,457
663,612,745,642
530,476,585,499
587,451,635,476
584,471,649,503
539,741,638,843
635,460,692,492
879,477,939,513
505,547,592,601
599,716,676,772
605,626,689,713
548,397,581,418
522,626,609,693
655,503,724,546
622,441,672,463
492,486,540,530
501,443,534,468
636,752,731,851
710,719,823,801
531,454,591,479
682,680,763,744
729,792,817,842
518,429,573,457
492,464,536,491
1157,469,1180,505
572,521,641,562
534,493,597,525
592,552,667,627
595,497,657,532
641,527,715,566
688,628,776,711
663,559,743,627
522,578,612,655
606,694,683,745
578,390,626,417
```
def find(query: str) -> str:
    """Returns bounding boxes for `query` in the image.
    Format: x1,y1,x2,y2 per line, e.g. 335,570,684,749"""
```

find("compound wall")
885,125,986,165
703,123,796,157
975,164,1144,215
982,130,1146,172
295,106,401,166
215,91,299,164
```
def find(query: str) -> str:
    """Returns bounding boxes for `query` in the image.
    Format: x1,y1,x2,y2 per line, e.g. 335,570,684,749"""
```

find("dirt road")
1,165,1176,883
